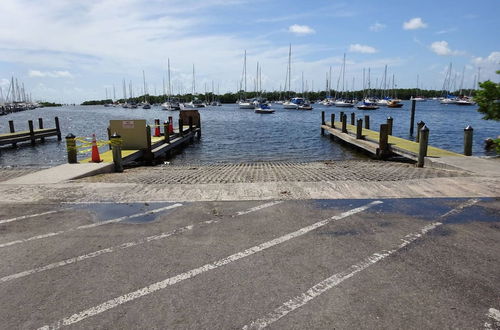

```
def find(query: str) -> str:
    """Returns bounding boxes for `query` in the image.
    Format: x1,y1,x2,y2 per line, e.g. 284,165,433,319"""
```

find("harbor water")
0,101,498,167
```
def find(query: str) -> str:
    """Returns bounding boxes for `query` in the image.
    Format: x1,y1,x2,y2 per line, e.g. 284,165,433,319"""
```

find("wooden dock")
0,117,61,148
321,121,463,161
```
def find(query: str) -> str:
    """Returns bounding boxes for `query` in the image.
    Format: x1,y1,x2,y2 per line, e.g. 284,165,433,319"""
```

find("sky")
0,0,499,103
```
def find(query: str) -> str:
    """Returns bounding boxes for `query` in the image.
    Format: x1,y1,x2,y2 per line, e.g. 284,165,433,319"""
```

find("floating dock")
321,120,463,161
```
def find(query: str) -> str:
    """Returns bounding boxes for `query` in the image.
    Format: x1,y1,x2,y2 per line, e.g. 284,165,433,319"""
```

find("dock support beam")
55,117,62,140
350,112,355,125
341,114,348,133
409,100,416,136
364,115,370,129
387,117,393,136
330,113,335,128
417,125,429,167
416,121,425,142
377,124,390,159
28,120,35,146
8,120,16,148
38,118,45,143
321,111,325,135
164,121,170,143
65,133,77,164
178,118,184,137
464,125,473,156
356,119,363,139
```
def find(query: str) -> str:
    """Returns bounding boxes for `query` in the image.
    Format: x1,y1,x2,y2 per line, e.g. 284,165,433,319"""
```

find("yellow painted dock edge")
81,136,165,163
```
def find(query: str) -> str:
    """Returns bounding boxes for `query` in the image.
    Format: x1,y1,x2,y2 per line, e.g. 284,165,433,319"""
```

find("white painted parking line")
0,204,183,249
485,308,500,329
242,198,479,329
236,201,283,216
0,224,193,283
37,201,382,329
0,209,70,225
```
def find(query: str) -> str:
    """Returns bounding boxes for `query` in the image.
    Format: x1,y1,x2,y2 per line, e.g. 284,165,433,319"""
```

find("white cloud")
29,70,73,78
369,22,386,32
472,51,500,81
403,17,427,30
288,24,315,35
349,44,377,54
435,27,457,35
430,41,461,56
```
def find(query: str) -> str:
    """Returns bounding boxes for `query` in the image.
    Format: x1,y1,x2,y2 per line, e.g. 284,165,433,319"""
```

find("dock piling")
55,117,62,140
340,112,344,124
330,113,335,128
464,125,473,156
417,125,429,167
196,119,201,140
341,114,348,133
321,111,325,135
356,119,363,139
178,118,184,137
28,120,36,146
111,132,123,172
377,124,390,159
38,118,45,143
8,120,16,148
364,115,370,129
350,113,355,125
409,100,416,136
164,121,170,143
387,117,393,136
65,133,77,164
416,121,425,142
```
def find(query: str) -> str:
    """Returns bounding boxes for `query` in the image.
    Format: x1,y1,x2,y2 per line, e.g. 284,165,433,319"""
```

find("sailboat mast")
288,44,292,93
167,58,171,99
143,70,147,103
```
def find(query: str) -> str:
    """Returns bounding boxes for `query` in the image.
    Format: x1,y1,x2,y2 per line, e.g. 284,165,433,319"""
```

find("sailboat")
334,54,354,108
440,63,457,104
238,50,254,109
142,70,151,109
282,44,300,110
161,59,181,110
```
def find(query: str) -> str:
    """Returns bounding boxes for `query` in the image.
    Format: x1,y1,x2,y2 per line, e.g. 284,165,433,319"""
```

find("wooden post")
387,117,393,135
416,121,425,142
144,125,153,164
409,100,416,136
417,125,429,167
28,120,36,146
356,119,363,139
341,114,348,133
350,112,355,125
364,115,370,129
111,132,123,172
339,111,344,123
321,111,325,136
378,124,389,159
464,125,473,156
178,118,184,137
55,117,62,140
330,113,335,128
188,116,194,142
196,117,201,140
65,133,77,164
38,118,45,143
107,127,112,150
8,120,16,148
164,121,170,143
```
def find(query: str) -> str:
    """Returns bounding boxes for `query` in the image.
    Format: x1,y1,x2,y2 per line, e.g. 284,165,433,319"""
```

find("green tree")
475,70,500,121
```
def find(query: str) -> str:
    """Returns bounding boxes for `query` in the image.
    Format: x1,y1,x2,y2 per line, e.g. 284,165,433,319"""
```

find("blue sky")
0,0,498,103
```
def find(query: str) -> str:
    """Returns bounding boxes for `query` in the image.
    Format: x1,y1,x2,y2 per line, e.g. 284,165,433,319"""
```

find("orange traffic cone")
168,116,174,134
154,119,161,137
90,134,102,163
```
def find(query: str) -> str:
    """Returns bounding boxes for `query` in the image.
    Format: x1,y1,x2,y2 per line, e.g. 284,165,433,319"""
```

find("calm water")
0,101,498,167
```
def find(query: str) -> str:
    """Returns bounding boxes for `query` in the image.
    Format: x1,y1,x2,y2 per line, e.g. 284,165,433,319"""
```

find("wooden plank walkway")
322,121,463,160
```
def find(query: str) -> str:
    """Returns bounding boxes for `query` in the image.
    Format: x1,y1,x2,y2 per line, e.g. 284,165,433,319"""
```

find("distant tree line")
81,88,477,105
39,101,62,107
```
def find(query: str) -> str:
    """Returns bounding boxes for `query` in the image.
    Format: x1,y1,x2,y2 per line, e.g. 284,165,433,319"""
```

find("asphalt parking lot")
0,197,499,329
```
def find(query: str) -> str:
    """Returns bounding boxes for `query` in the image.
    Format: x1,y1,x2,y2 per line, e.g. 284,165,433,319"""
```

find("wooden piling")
350,112,355,125
28,120,35,146
178,118,184,137
464,125,473,156
341,114,348,133
377,124,389,159
417,125,429,167
364,115,370,129
330,113,335,128
38,118,45,143
164,121,170,143
416,121,425,142
196,118,201,140
8,120,16,148
356,119,363,139
387,117,393,136
107,127,112,150
55,117,62,140
321,111,325,135
409,100,416,136
111,132,123,172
